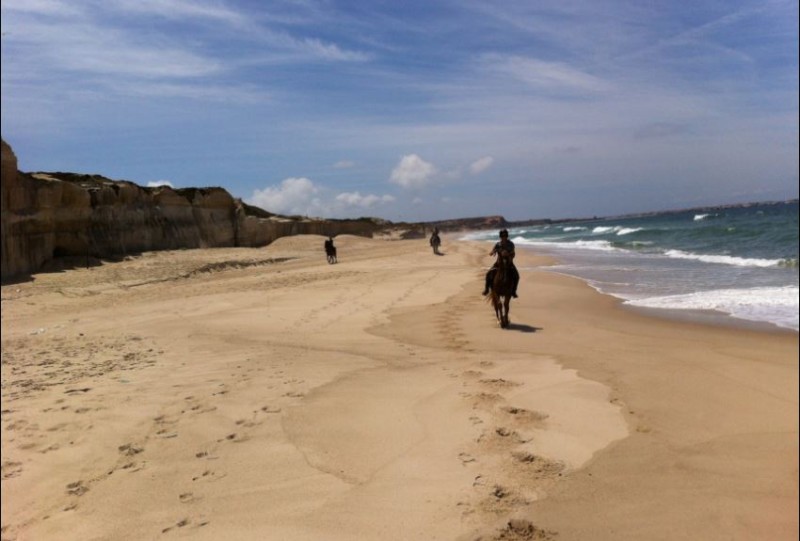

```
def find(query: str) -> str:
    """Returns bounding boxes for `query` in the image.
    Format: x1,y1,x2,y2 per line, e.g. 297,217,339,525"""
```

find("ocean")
463,200,799,332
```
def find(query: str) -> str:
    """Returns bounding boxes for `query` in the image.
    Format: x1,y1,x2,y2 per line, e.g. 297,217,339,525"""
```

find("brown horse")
490,252,513,328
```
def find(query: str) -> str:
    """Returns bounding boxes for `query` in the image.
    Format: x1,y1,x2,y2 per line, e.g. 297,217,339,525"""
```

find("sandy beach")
1,234,797,540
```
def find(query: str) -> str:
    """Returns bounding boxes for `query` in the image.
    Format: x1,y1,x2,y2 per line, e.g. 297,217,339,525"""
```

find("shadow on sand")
504,322,541,333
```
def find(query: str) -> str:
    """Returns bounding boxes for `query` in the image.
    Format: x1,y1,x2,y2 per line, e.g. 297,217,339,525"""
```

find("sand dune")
2,235,796,540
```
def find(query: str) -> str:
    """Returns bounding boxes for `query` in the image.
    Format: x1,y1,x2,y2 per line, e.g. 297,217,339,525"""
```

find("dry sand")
1,234,797,540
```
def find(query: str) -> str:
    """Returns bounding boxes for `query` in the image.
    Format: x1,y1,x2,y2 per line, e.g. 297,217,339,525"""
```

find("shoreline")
539,265,798,335
464,228,799,334
2,235,797,540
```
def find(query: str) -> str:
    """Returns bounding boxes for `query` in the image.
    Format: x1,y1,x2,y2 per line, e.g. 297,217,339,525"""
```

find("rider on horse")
430,227,441,253
482,229,519,298
324,236,337,261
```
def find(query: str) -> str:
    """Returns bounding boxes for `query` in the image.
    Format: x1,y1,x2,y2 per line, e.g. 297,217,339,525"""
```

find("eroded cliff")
1,139,382,281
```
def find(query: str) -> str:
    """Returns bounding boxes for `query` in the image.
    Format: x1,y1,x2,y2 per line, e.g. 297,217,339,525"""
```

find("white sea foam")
694,213,711,221
563,226,588,232
664,249,783,268
514,238,617,251
591,225,642,235
624,286,799,331
574,240,616,251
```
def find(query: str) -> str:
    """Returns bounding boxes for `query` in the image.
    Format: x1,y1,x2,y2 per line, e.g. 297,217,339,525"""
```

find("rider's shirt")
491,240,515,257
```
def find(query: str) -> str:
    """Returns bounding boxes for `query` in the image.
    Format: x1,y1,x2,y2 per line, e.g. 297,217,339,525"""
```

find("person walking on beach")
483,229,519,297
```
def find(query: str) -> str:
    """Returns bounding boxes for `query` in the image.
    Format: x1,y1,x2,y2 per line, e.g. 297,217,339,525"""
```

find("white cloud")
469,156,494,174
484,54,611,94
147,179,174,187
4,18,222,80
300,37,371,62
248,177,320,215
335,191,395,208
1,0,80,16
117,80,268,103
247,178,395,217
333,160,355,169
389,154,437,189
109,0,248,25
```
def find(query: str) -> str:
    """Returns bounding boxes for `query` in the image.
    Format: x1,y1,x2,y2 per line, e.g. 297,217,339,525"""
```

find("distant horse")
430,233,441,255
324,239,337,264
490,252,513,328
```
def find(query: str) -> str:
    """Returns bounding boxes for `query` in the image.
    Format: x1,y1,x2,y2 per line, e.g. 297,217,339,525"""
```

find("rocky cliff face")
1,139,382,281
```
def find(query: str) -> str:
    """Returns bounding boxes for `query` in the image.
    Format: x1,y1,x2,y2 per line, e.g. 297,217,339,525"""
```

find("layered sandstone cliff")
1,139,383,281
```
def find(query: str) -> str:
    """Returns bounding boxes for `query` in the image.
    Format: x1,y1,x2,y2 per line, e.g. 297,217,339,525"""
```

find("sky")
1,0,798,222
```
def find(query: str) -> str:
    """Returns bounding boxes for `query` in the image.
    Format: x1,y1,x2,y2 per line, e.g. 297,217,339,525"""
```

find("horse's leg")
503,296,511,328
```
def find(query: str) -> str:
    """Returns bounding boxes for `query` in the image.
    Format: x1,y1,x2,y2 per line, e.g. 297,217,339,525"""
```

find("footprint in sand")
178,492,202,503
1,460,23,480
501,405,549,425
191,469,227,482
118,443,144,456
217,432,249,444
235,418,261,428
66,480,89,496
260,405,282,414
491,519,558,541
40,443,61,454
477,484,530,515
510,451,565,477
467,392,505,409
161,517,210,534
458,452,477,465
121,461,145,473
478,378,522,389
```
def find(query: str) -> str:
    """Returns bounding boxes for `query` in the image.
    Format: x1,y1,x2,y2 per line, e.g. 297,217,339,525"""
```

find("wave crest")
664,249,784,268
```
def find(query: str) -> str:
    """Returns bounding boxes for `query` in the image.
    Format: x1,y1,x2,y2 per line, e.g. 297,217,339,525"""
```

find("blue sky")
2,0,797,221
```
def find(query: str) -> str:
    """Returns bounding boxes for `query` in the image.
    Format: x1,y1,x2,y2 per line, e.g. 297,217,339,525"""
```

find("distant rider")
483,229,519,298
430,227,441,253
324,236,337,261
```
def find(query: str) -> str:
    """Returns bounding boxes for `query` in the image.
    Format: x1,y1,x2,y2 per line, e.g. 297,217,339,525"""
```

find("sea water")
463,201,799,332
